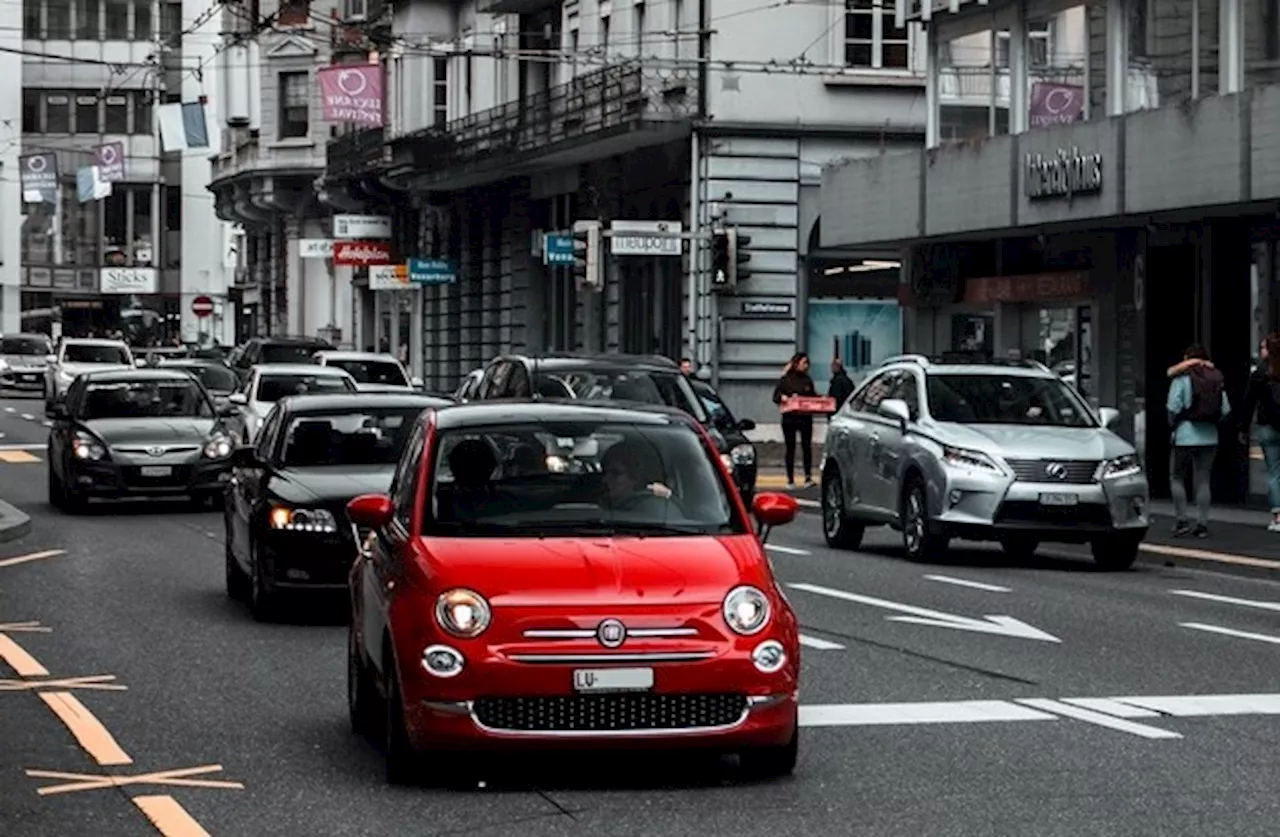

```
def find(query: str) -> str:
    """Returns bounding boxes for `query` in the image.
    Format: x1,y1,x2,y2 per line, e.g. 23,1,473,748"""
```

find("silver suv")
819,355,1149,570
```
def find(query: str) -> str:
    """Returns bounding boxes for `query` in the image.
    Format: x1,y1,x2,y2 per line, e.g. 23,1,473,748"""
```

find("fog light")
751,640,787,674
422,645,464,678
948,489,962,507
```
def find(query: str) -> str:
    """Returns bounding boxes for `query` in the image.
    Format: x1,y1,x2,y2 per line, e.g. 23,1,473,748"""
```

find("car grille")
1004,459,1100,484
995,501,1114,527
472,693,748,733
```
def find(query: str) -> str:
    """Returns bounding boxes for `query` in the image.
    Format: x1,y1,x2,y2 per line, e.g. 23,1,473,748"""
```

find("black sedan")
160,358,239,405
46,368,238,511
223,392,451,620
689,377,759,502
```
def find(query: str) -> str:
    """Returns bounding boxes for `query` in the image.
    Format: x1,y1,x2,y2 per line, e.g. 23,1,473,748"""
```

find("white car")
224,364,357,445
310,350,421,393
45,338,136,409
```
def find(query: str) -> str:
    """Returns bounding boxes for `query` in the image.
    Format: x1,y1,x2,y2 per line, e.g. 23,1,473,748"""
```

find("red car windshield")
426,421,745,537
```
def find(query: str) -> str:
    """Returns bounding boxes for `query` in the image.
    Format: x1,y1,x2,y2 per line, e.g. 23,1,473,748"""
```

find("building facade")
18,0,233,343
820,0,1280,505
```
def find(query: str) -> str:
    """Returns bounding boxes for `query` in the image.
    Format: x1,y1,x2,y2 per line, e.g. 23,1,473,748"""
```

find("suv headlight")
269,506,338,533
72,432,106,461
1102,454,1142,479
435,588,491,638
942,445,1004,475
723,585,770,635
731,443,756,466
203,435,232,459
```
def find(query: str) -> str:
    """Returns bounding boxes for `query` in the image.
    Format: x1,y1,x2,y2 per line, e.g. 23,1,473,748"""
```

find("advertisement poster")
806,300,903,381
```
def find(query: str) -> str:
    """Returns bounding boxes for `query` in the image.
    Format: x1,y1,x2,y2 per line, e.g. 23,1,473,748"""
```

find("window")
391,423,426,529
75,94,99,133
159,1,179,40
164,185,180,231
45,0,71,37
102,188,127,246
891,371,920,419
277,0,310,27
850,371,896,412
22,90,40,132
600,14,610,54
844,0,909,70
77,0,100,38
80,379,212,420
327,359,408,386
24,0,42,38
925,374,1094,427
45,93,71,133
282,408,421,468
996,22,1052,69
133,90,152,133
104,94,128,133
104,0,127,38
131,183,153,251
277,72,310,138
432,58,448,127
133,0,151,39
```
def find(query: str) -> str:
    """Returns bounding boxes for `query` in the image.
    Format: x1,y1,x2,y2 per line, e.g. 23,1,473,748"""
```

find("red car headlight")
435,588,491,638
723,586,770,635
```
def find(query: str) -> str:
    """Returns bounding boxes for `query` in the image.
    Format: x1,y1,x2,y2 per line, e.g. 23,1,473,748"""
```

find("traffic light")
572,219,603,289
731,228,752,283
711,228,733,290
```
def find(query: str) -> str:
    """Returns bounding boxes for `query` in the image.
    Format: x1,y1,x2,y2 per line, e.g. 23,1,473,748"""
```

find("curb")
0,499,32,544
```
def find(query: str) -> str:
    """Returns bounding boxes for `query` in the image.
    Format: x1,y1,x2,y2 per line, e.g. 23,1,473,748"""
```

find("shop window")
24,0,41,39
133,0,151,38
133,90,152,133
22,89,40,133
278,71,310,139
46,0,72,38
843,0,910,70
76,0,100,38
104,0,127,38
104,94,128,133
45,92,71,133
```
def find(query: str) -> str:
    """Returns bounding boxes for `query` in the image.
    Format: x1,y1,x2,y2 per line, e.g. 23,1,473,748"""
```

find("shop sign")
962,271,1091,305
610,220,683,257
369,264,410,291
333,241,391,266
741,301,792,318
1025,147,1102,202
299,239,334,259
100,267,158,294
408,258,458,285
333,214,391,240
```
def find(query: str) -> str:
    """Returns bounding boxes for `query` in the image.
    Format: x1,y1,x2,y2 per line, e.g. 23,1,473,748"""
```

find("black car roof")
81,369,195,383
498,353,680,372
277,393,453,413
430,400,691,431
251,336,332,345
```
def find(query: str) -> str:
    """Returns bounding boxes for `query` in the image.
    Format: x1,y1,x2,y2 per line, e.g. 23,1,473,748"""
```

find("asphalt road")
2,392,1280,836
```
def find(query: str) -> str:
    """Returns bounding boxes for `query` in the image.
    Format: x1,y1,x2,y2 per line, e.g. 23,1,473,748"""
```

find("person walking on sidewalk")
1166,344,1232,538
1238,333,1280,531
773,352,817,488
828,359,855,412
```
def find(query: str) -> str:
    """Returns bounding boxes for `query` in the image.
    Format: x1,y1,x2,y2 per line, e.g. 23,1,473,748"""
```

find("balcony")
208,135,328,227
939,65,1085,108
477,0,559,15
393,60,698,191
326,127,389,179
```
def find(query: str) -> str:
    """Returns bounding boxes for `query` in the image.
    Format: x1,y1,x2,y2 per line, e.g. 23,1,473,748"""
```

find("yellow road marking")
0,634,49,676
133,795,212,837
1139,542,1280,570
0,549,66,569
0,674,125,692
26,764,243,796
0,621,52,633
0,450,41,463
39,692,133,766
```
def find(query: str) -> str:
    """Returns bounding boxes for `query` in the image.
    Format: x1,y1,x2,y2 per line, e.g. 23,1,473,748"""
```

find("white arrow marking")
1016,698,1181,739
787,582,1061,643
765,543,810,556
1180,622,1280,646
799,634,844,650
1170,589,1280,613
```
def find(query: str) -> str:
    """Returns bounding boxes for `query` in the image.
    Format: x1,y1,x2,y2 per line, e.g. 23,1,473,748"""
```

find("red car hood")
421,534,767,607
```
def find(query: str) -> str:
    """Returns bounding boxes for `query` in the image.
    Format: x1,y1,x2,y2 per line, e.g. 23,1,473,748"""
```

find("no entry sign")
191,295,214,317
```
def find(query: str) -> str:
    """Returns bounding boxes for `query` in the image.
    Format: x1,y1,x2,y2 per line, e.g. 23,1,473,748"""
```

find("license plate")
1039,492,1079,506
140,466,172,478
573,667,654,693
21,375,37,382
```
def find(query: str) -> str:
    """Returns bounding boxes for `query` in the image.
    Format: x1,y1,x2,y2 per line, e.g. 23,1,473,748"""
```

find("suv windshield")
64,344,130,364
926,373,1095,427
327,359,408,386
427,421,744,537
81,379,211,419
281,408,420,467
256,373,353,402
261,344,325,364
2,337,51,355
532,369,706,420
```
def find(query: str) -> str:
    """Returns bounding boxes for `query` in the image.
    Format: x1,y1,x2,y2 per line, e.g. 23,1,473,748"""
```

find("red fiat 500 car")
345,400,801,784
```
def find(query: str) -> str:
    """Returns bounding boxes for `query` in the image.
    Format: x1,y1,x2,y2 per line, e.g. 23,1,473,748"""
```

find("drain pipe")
688,130,700,366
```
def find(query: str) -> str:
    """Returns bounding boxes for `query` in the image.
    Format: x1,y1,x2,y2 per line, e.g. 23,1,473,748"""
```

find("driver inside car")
600,440,673,511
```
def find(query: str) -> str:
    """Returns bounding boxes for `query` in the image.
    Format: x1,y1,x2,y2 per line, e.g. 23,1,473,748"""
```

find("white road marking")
1109,694,1280,717
798,634,844,650
1180,622,1280,646
794,498,820,509
1015,698,1181,739
765,543,810,556
1058,698,1162,719
1170,588,1280,613
924,574,1011,593
41,421,51,428
788,582,1061,643
800,700,1055,727
20,413,34,421
0,443,46,451
3,407,13,413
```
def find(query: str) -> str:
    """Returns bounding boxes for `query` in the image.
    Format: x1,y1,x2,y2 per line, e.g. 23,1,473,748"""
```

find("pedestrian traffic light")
732,229,752,283
572,219,603,289
711,228,733,290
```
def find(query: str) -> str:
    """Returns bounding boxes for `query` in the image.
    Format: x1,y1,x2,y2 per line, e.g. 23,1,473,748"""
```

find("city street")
2,393,1280,836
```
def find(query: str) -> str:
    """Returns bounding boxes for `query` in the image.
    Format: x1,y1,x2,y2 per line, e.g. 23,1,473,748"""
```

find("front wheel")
348,624,379,737
1092,533,1142,570
383,655,419,785
248,541,277,621
901,480,948,561
740,728,798,779
821,470,864,550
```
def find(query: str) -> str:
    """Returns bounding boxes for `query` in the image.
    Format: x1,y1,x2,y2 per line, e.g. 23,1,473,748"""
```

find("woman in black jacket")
773,352,817,487
1239,333,1280,531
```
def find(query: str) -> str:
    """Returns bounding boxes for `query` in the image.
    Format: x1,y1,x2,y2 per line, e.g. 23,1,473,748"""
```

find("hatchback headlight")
723,585,770,635
1102,454,1142,479
72,432,106,461
942,445,1004,474
203,435,232,459
435,588,491,638
269,506,338,533
731,443,756,466
720,453,735,473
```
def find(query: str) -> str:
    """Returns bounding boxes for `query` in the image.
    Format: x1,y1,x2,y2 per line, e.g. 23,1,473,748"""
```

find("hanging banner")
333,240,391,266
20,152,59,203
76,166,112,203
1029,83,1084,128
317,65,384,126
93,142,126,182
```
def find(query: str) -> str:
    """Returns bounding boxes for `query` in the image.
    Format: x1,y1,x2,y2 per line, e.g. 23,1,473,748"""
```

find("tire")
740,727,798,779
47,464,64,511
1000,536,1040,561
248,540,277,621
901,479,948,562
224,512,249,601
821,468,865,550
1091,533,1141,570
383,652,419,785
348,623,379,737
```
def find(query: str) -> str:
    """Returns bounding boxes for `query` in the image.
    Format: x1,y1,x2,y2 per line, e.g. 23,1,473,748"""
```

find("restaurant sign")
1025,147,1102,202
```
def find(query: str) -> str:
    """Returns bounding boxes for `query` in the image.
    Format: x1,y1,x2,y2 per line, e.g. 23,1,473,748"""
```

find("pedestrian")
772,352,817,488
1166,344,1231,538
1238,333,1280,531
828,358,854,412
679,357,693,377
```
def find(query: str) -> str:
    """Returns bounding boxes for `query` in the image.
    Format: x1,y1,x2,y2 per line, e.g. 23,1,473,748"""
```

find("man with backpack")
1166,344,1232,538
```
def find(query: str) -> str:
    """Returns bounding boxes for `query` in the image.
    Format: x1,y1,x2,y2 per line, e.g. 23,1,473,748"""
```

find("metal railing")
938,65,1085,104
325,127,388,178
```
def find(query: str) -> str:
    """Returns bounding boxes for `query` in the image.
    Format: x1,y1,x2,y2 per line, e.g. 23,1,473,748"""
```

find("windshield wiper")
523,519,710,536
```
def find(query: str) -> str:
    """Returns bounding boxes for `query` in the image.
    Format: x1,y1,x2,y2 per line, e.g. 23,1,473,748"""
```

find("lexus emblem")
1045,462,1068,481
596,619,626,648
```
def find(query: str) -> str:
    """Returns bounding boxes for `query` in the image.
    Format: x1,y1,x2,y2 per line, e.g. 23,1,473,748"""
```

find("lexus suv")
819,355,1149,569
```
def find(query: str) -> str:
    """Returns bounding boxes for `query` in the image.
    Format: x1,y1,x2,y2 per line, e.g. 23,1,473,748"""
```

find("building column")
1105,0,1130,116
1219,0,1243,94
925,26,940,148
1008,2,1029,134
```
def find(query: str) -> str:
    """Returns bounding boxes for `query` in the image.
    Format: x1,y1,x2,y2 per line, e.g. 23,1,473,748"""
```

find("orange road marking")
0,549,66,569
25,764,244,796
38,692,133,766
0,634,48,676
132,795,212,837
0,621,52,633
0,674,125,692
0,450,40,463
1140,542,1280,570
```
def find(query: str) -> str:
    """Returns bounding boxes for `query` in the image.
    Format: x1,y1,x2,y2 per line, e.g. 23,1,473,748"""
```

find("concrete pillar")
926,26,940,147
1008,1,1029,135
1219,0,1243,94
1105,0,1130,116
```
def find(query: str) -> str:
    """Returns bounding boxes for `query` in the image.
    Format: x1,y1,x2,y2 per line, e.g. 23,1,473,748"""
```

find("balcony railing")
326,127,388,178
938,65,1085,106
396,60,697,177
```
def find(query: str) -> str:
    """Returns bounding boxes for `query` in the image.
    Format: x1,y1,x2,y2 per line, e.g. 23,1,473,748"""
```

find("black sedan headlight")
203,435,233,459
269,506,338,533
72,432,107,461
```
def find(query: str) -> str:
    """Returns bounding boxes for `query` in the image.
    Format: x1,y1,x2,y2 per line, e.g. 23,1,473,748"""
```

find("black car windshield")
170,363,238,393
427,421,744,537
256,374,353,402
261,344,324,364
532,369,707,420
64,344,130,364
926,374,1095,427
2,337,51,355
281,408,421,467
327,359,408,386
80,379,212,419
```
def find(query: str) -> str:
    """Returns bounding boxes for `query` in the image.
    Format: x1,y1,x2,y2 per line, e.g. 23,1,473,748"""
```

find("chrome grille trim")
114,445,200,455
521,627,697,640
1004,459,1100,485
508,651,715,664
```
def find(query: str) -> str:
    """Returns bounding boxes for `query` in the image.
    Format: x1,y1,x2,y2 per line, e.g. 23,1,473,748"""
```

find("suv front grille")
473,693,747,733
1005,459,1099,484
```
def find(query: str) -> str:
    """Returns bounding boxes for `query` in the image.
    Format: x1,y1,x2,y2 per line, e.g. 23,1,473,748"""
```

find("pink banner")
318,64,383,126
1029,82,1084,128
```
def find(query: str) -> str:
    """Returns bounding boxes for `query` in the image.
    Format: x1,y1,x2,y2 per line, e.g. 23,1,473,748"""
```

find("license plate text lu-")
1039,492,1079,506
140,466,172,478
573,667,654,693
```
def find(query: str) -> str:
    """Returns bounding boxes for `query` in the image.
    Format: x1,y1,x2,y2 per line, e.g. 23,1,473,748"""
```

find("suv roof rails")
881,353,1056,374
877,354,931,368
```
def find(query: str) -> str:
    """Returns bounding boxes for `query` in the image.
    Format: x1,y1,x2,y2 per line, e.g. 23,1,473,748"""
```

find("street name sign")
544,233,574,265
610,220,683,257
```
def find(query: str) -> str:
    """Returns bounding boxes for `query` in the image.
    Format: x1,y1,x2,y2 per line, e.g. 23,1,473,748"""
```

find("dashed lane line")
133,794,214,837
20,413,35,421
924,574,1011,593
0,634,49,676
4,407,15,413
38,691,134,765
0,550,65,569
0,449,40,463
798,634,845,650
0,443,46,450
1137,542,1280,571
1170,589,1280,613
765,543,810,556
1180,622,1280,646
794,498,820,509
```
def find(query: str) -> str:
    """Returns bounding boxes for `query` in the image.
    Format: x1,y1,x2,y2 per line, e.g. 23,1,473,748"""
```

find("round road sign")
191,295,214,317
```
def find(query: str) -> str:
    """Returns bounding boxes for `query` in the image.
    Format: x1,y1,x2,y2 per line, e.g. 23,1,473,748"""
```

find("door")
866,369,919,512
836,370,899,517
233,406,280,567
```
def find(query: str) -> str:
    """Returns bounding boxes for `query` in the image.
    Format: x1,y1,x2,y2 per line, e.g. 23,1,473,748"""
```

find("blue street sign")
544,233,574,265
407,257,457,285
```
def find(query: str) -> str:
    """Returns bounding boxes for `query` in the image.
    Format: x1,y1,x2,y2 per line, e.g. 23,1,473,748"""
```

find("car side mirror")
228,393,248,406
231,445,263,469
878,398,911,428
1098,407,1120,429
752,492,798,543
411,376,424,388
347,493,394,529
737,418,756,432
46,401,68,420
